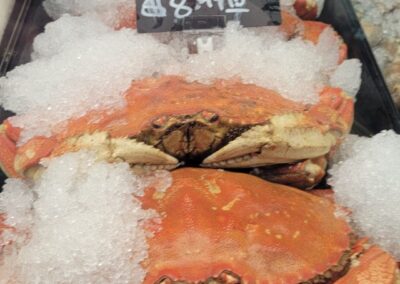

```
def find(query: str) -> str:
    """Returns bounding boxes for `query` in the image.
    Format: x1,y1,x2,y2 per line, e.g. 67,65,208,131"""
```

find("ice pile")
0,151,168,283
169,23,346,103
0,15,174,143
329,130,400,259
0,12,362,144
330,59,362,98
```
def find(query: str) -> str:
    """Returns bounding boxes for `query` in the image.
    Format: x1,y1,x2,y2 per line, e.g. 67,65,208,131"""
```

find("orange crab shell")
0,76,354,179
302,20,348,64
0,123,20,177
141,168,351,283
0,13,353,180
293,0,320,20
335,246,399,284
0,171,398,283
57,76,305,139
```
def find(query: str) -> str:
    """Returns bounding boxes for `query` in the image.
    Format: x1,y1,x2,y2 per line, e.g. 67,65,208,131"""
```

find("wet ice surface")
0,151,167,283
0,13,361,144
329,131,400,260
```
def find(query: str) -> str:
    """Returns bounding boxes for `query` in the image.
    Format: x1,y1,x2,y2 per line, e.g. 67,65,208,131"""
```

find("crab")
141,168,399,283
0,12,352,188
0,168,397,283
0,75,353,187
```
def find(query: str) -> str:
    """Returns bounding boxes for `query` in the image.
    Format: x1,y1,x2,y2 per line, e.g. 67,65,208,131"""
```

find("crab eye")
155,276,173,284
152,116,169,129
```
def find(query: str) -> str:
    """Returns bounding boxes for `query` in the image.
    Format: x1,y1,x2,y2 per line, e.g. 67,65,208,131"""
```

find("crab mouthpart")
202,113,336,168
142,112,229,160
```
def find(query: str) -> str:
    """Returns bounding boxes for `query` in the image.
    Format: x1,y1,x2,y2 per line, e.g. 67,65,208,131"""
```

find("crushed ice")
329,130,400,260
1,15,173,143
43,0,135,27
330,59,362,98
0,151,168,283
0,9,361,143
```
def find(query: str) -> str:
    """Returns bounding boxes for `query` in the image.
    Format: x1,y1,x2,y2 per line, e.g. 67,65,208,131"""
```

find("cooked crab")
0,168,397,283
0,75,353,184
0,14,352,189
140,168,398,283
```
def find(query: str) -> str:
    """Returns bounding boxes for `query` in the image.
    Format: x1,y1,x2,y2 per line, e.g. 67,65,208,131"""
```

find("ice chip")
330,134,366,165
0,151,171,283
1,13,350,143
169,22,344,104
0,17,175,144
316,26,340,72
330,59,362,98
329,130,400,260
32,14,112,59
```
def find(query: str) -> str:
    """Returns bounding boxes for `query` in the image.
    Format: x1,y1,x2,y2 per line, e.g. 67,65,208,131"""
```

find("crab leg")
280,11,347,64
252,156,327,189
308,87,354,138
335,246,399,284
13,136,58,177
302,21,348,64
0,122,20,177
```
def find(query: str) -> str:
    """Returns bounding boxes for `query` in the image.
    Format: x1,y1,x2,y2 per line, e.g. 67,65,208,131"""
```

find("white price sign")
136,0,280,33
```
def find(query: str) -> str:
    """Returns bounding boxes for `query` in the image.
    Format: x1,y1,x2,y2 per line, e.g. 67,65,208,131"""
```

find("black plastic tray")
0,0,29,75
0,0,400,184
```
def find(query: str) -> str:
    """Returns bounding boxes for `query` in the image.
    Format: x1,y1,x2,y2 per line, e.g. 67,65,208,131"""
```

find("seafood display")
0,0,399,283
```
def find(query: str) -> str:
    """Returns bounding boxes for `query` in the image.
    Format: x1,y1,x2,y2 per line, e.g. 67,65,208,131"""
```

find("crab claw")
280,11,303,38
0,122,20,177
308,87,354,138
14,136,58,177
252,156,328,189
53,133,179,168
13,132,180,178
202,112,336,168
203,87,352,171
335,246,399,284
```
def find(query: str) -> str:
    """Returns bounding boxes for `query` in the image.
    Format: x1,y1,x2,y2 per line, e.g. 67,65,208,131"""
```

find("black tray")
1,0,400,184
319,0,400,136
